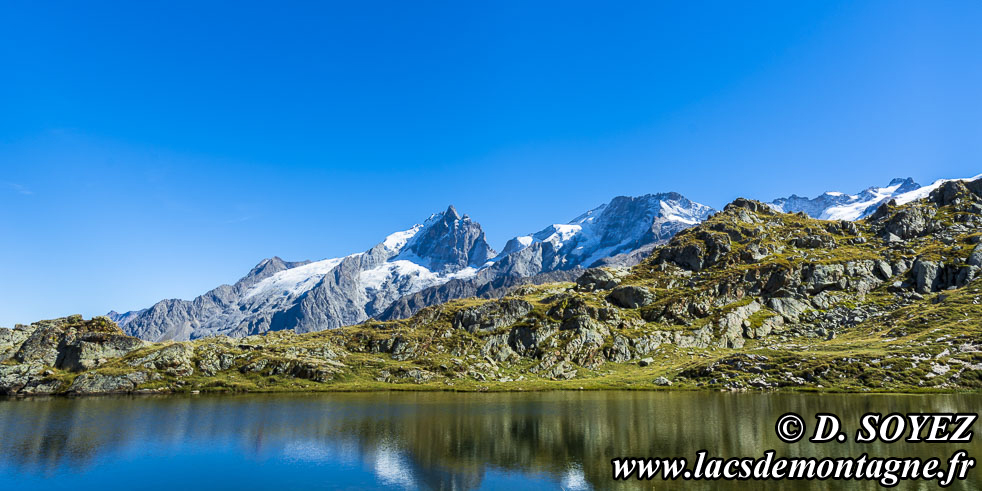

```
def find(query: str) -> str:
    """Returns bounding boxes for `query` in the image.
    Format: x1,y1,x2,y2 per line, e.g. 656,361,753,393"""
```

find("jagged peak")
888,177,916,186
395,206,495,272
422,204,467,225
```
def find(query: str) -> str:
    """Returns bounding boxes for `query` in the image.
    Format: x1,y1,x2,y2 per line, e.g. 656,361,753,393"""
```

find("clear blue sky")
1,1,980,325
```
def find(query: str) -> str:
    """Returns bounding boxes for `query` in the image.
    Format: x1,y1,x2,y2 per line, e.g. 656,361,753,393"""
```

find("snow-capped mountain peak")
113,205,501,340
497,192,714,270
394,205,496,273
887,174,982,207
770,176,982,221
770,177,922,220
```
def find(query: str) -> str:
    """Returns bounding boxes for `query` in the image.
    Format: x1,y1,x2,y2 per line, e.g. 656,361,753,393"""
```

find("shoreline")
3,383,977,399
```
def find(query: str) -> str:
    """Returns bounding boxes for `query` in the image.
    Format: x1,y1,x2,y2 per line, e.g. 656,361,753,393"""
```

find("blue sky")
1,1,980,325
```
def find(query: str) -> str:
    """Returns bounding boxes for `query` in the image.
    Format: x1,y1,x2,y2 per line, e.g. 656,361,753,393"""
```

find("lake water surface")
0,391,978,490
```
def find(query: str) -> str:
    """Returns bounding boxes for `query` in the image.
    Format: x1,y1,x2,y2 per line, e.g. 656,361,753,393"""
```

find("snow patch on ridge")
821,179,914,220
892,174,982,206
359,260,479,292
774,175,982,221
660,200,703,225
243,256,349,300
771,178,920,221
382,225,423,251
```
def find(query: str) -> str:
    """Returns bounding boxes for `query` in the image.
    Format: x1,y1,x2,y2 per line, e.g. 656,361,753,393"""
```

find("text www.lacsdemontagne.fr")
611,450,974,487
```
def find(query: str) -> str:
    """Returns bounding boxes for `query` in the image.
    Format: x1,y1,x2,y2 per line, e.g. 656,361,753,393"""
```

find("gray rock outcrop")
606,286,654,308
575,269,621,292
452,299,534,333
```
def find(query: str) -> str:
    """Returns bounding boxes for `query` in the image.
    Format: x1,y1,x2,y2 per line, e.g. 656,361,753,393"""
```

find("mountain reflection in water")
0,392,978,490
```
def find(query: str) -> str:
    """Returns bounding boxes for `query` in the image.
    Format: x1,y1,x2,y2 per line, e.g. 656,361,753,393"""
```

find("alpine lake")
0,391,978,490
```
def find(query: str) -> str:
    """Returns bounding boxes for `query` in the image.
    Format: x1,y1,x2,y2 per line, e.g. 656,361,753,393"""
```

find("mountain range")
111,175,978,341
112,193,713,341
768,174,981,220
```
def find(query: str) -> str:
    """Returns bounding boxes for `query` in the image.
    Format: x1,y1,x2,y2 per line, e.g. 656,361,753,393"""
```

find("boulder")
660,243,704,271
882,206,934,240
931,180,981,206
606,286,655,309
675,326,714,349
874,260,893,280
766,297,811,323
543,360,577,380
956,265,980,287
575,269,620,291
746,315,784,339
404,368,433,384
128,342,195,377
69,371,148,394
966,178,982,198
811,292,839,310
723,198,773,215
883,233,903,245
656,229,740,272
968,244,982,267
790,235,837,249
653,376,672,386
632,333,669,353
911,259,940,294
803,264,846,294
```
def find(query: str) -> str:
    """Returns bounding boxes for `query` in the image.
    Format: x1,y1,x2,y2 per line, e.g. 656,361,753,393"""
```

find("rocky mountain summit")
495,192,714,273
112,194,713,342
6,177,982,395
